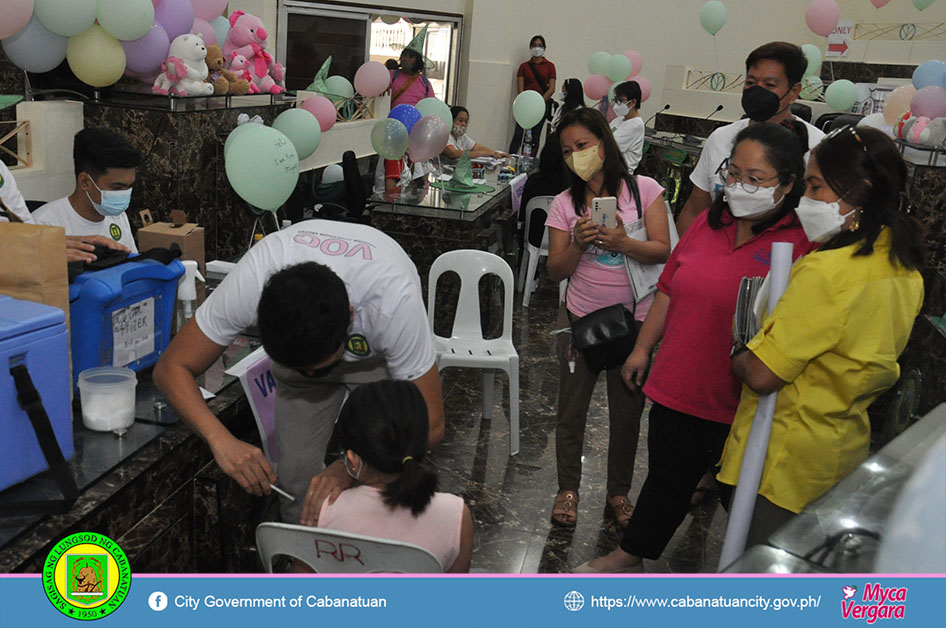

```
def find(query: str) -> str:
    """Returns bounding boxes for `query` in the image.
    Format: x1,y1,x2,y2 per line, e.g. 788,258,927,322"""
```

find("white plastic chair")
509,172,528,217
428,250,519,456
517,195,556,307
256,522,443,573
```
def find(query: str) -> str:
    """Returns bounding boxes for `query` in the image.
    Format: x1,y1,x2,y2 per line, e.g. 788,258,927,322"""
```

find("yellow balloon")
883,85,917,125
66,24,126,88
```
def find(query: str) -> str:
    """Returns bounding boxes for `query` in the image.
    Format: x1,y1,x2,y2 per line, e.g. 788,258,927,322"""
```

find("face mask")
345,455,362,482
612,102,630,118
741,85,788,123
795,196,856,243
452,125,465,137
723,182,781,218
530,46,545,57
86,177,132,217
565,142,604,182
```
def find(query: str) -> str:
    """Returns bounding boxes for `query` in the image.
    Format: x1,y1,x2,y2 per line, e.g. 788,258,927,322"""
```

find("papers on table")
470,156,505,168
436,173,487,184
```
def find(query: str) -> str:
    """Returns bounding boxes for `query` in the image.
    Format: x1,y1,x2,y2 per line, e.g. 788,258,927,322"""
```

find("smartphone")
591,196,618,229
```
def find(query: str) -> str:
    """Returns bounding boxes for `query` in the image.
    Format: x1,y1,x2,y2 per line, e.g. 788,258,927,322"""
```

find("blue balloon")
388,104,422,134
913,60,946,90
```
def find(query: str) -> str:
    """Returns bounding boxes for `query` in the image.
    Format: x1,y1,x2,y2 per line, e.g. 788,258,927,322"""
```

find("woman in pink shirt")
577,122,815,572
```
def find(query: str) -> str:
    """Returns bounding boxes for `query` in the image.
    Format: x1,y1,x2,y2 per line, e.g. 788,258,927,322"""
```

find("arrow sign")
826,19,853,58
827,41,848,55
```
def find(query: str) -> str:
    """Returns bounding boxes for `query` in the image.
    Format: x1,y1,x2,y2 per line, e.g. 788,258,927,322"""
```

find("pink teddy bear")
223,10,285,95
228,55,260,94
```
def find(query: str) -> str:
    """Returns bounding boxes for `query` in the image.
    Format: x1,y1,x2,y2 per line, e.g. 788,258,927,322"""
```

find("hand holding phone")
591,196,618,230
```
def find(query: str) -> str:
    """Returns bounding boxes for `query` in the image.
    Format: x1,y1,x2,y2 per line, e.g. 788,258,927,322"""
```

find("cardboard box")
137,210,206,304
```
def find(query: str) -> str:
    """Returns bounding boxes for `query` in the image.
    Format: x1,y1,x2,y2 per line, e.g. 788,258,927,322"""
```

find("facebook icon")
148,591,168,611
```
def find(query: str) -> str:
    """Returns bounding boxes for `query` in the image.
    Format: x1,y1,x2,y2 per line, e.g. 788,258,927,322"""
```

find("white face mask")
795,196,856,243
452,125,465,137
345,455,362,482
723,182,781,218
612,102,630,118
530,46,545,57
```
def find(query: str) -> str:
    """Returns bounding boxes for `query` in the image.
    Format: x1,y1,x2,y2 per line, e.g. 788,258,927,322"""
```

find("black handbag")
570,304,638,373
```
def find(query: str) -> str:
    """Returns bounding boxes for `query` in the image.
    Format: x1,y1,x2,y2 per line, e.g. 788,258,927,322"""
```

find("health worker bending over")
154,220,444,526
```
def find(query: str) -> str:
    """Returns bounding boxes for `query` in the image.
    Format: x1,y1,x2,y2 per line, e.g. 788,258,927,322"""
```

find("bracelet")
730,342,749,359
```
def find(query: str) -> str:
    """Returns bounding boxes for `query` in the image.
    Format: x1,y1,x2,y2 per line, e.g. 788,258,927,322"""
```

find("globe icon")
563,590,584,612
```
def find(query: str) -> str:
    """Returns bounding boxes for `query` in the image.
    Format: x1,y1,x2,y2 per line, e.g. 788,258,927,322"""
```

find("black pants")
619,402,731,560
508,107,548,156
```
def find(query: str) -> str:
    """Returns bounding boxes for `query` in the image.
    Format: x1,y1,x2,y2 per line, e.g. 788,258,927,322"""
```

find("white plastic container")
78,367,137,435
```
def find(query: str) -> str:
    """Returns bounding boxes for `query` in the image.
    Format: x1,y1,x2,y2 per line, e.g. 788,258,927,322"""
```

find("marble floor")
428,270,728,574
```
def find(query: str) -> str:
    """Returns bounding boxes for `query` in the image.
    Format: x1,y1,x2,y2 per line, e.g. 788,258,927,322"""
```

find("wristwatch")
730,341,749,359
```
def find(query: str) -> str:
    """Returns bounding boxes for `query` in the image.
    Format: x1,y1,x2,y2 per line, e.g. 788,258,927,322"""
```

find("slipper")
551,490,578,527
605,494,634,529
689,485,719,507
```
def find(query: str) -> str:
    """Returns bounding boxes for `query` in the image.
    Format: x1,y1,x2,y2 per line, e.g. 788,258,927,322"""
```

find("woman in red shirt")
508,35,556,156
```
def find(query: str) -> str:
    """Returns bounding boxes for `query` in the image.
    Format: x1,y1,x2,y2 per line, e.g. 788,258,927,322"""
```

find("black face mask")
741,85,790,123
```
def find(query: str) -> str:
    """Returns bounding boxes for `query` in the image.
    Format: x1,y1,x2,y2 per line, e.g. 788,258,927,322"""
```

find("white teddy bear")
153,34,215,96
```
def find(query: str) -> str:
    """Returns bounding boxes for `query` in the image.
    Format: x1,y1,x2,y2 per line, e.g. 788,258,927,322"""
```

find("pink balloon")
870,0,891,7
301,94,337,132
635,76,652,103
0,0,34,39
155,0,195,40
190,0,228,21
623,49,643,77
408,115,450,162
153,1,164,6
353,61,390,97
584,74,612,100
121,21,171,73
805,0,840,37
190,16,216,45
910,86,946,119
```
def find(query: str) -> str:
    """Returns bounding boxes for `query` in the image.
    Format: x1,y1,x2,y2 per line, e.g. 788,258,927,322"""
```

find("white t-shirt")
372,158,436,195
446,132,476,152
195,220,436,381
0,161,33,223
32,197,137,252
609,116,645,173
689,117,825,201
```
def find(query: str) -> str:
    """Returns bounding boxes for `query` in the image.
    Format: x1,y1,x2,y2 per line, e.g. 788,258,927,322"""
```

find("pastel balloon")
587,51,610,76
2,15,67,74
190,0,227,21
408,115,450,162
871,0,891,7
379,14,400,25
353,61,390,97
606,54,632,83
910,86,946,119
805,0,840,37
324,75,355,101
190,16,216,45
824,79,857,111
224,122,257,157
225,125,299,212
635,76,652,103
416,97,452,128
273,108,322,161
209,15,229,47
155,0,194,40
388,104,422,133
97,0,155,41
913,60,946,90
623,49,642,77
584,74,611,100
34,0,96,37
800,74,824,100
801,44,822,77
0,0,34,40
371,118,409,160
913,0,935,9
512,89,546,128
883,85,917,124
67,24,126,87
300,94,337,132
699,1,727,36
121,21,169,73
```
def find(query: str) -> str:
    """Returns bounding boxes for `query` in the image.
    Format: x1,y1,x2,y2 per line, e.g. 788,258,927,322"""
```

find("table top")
370,170,512,221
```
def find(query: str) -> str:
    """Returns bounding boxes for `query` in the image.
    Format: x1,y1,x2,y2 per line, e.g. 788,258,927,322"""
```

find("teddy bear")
153,33,215,96
223,10,286,95
917,117,946,147
228,55,260,94
204,44,250,96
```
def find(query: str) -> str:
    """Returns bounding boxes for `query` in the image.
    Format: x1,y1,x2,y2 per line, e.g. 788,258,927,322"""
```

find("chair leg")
482,370,494,419
522,247,541,307
507,358,519,456
517,248,530,293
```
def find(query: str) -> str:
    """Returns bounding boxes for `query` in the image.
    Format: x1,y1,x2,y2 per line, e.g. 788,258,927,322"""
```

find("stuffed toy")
223,10,286,95
893,111,915,140
204,44,250,96
153,34,215,96
917,117,946,147
228,55,259,94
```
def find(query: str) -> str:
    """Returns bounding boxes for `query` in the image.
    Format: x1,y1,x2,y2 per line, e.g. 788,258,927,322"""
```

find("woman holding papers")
719,127,925,545
576,122,814,572
545,108,670,529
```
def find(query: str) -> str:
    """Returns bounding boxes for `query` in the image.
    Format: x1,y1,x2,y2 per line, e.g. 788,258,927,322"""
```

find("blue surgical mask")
86,177,132,217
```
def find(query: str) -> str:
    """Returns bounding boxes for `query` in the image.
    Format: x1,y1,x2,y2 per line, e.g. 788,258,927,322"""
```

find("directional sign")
826,20,853,58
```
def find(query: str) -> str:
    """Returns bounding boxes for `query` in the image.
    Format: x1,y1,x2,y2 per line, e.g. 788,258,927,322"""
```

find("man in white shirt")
676,41,825,234
0,160,33,223
609,81,646,173
33,128,141,252
154,220,445,526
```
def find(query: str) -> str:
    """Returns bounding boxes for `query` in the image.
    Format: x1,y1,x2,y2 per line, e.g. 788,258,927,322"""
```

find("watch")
730,341,749,359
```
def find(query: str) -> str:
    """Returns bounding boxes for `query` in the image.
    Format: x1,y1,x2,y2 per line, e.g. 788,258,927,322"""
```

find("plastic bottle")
522,129,533,157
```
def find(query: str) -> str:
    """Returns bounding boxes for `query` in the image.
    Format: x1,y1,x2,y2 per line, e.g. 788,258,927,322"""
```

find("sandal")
690,474,719,506
551,490,578,527
606,494,634,529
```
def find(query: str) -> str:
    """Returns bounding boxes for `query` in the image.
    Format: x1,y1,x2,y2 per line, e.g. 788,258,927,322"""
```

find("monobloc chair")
256,522,443,573
517,195,556,307
428,250,520,456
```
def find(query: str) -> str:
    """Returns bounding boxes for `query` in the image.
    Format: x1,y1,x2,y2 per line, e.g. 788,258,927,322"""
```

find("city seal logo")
346,333,370,357
109,224,122,241
43,532,131,620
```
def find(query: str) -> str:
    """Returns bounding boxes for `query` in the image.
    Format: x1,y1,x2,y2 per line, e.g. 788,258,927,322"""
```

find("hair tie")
401,456,413,465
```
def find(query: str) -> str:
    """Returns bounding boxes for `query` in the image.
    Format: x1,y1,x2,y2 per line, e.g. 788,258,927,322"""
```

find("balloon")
155,0,194,40
388,104,422,133
512,89,546,128
224,121,257,157
97,0,154,41
190,0,227,21
408,115,449,162
34,0,96,37
416,97,452,128
379,14,400,25
871,0,891,7
699,1,727,36
353,61,390,97
824,79,857,111
324,75,354,100
913,0,935,9
857,112,888,132
300,94,337,132
371,118,409,160
910,86,946,119
587,51,610,76
120,21,169,73
635,76,652,103
2,15,67,74
226,125,299,212
623,49,642,77
801,44,822,77
584,74,611,100
805,0,840,37
272,108,322,161
0,0,34,40
67,24,126,87
606,54,632,83
883,85,917,124
913,60,946,90
209,15,228,47
190,17,216,45
799,74,824,100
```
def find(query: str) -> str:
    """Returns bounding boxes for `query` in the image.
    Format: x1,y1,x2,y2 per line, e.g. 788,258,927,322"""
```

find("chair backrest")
256,522,443,573
428,249,515,342
790,103,812,123
523,195,556,250
822,113,864,134
342,150,367,216
509,173,528,216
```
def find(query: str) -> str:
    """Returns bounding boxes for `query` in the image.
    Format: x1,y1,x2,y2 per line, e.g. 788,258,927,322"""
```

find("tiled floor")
428,271,728,573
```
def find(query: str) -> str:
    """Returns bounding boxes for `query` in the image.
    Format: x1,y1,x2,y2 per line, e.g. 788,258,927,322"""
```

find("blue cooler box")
0,295,73,492
69,258,184,386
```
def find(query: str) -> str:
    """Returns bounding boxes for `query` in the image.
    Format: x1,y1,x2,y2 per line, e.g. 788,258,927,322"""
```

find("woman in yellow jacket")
719,126,926,546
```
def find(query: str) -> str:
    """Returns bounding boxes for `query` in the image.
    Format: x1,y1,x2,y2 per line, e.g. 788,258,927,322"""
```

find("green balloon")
699,0,727,36
224,123,257,158
588,51,610,75
371,118,409,160
324,75,355,103
800,75,824,100
34,0,97,37
96,0,154,41
273,108,322,161
606,54,632,82
416,97,452,128
513,90,545,129
913,0,935,10
225,125,300,212
825,79,858,112
801,44,822,77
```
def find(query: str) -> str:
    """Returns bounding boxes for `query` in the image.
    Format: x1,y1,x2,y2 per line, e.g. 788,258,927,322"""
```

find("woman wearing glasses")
576,122,815,572
717,127,925,546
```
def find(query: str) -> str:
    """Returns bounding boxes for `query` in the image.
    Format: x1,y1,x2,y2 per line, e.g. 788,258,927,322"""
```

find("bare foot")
574,547,644,573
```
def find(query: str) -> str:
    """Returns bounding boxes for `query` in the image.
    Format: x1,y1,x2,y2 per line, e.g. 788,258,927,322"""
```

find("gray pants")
271,355,390,523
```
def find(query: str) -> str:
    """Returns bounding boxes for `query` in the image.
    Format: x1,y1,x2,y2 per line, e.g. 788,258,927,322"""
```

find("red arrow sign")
827,41,848,55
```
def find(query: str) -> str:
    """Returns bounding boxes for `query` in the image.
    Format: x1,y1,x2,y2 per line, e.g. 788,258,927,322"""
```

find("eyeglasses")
611,98,629,105
826,125,868,153
716,159,780,194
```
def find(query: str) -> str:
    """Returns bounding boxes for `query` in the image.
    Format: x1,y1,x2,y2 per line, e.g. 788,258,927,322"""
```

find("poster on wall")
826,20,854,58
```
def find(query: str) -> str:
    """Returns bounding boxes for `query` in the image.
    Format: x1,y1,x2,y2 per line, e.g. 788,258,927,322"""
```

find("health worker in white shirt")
442,106,506,160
